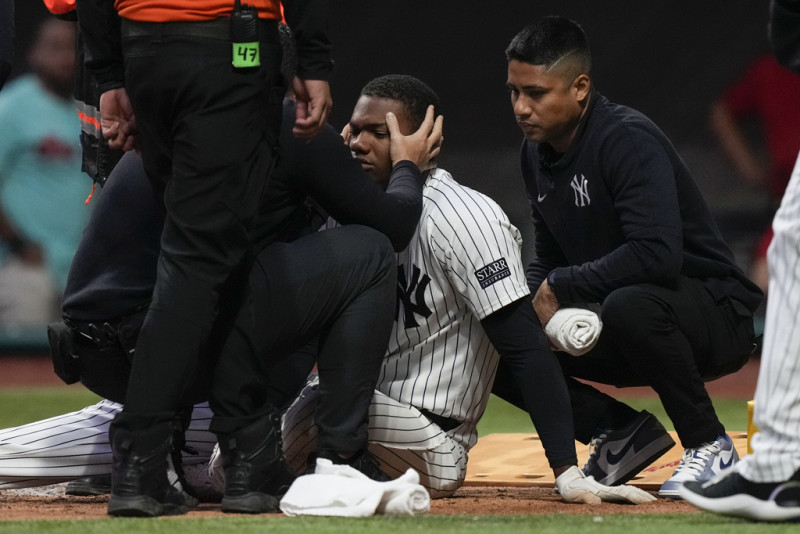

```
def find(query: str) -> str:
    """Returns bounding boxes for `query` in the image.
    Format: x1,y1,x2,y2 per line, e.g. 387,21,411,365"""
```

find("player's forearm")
482,298,578,468
317,160,423,251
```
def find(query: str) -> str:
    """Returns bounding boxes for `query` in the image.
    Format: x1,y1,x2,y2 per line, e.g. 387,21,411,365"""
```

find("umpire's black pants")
117,19,284,430
558,276,755,449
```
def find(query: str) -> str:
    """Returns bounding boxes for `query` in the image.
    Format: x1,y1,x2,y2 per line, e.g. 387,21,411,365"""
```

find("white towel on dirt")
279,458,430,517
545,307,602,356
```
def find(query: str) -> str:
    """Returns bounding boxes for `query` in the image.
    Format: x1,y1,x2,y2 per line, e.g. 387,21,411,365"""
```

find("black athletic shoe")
582,410,675,486
65,475,112,496
680,468,800,522
316,448,391,482
217,413,296,514
107,420,188,517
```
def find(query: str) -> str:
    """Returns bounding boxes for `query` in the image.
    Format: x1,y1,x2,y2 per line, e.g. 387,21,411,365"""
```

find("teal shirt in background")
0,75,92,291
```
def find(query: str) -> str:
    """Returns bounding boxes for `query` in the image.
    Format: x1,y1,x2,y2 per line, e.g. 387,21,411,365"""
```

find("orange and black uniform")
115,0,282,21
76,0,332,441
45,0,123,185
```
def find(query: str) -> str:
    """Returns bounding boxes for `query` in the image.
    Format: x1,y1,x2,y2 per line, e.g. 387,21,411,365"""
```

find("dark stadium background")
13,0,773,265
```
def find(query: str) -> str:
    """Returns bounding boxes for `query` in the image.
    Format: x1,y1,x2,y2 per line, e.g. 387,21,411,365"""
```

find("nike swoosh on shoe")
605,418,649,465
718,451,735,470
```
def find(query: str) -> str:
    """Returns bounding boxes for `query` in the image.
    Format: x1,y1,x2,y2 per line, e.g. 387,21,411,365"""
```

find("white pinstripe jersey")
368,168,529,451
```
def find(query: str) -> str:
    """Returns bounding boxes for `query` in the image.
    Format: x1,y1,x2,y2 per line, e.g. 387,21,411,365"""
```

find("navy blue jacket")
522,90,763,313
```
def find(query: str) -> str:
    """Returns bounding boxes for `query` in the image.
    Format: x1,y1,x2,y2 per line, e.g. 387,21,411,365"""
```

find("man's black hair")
360,74,441,129
505,16,591,76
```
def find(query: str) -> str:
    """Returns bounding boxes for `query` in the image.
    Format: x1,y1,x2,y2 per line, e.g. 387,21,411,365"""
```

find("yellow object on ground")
747,400,759,454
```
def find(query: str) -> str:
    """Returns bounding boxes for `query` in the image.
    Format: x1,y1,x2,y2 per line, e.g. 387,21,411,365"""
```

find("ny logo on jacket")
570,173,591,207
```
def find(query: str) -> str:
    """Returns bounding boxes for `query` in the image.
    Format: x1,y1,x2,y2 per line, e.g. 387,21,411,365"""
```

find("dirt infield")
0,354,759,519
0,483,699,520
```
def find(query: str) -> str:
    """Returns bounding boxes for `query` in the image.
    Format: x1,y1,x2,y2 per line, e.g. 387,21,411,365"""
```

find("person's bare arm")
709,99,766,187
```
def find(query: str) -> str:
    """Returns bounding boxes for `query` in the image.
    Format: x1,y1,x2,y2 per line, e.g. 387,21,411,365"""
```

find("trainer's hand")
555,466,655,505
292,77,332,141
99,87,137,152
386,105,443,171
533,277,559,326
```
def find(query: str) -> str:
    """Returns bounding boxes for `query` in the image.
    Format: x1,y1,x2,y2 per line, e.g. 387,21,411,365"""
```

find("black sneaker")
65,475,112,496
316,449,391,482
680,468,800,521
107,420,188,517
582,410,675,486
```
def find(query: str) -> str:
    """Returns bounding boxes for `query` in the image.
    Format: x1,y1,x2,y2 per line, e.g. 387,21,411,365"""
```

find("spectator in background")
0,17,91,326
710,53,800,294
0,0,12,91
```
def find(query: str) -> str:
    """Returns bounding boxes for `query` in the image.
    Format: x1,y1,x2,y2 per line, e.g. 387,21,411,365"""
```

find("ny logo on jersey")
570,173,591,207
396,264,432,328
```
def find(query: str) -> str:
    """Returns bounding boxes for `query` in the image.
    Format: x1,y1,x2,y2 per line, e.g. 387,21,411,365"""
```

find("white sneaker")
658,434,739,499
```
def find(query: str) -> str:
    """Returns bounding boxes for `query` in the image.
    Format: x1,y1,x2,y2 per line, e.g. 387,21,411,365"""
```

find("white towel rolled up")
544,307,602,356
279,458,430,517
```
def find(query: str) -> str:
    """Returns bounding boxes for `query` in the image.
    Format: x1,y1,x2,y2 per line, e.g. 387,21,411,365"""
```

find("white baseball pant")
738,150,800,483
0,399,215,489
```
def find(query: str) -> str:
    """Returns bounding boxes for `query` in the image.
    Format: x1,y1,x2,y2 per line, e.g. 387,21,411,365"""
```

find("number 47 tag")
232,42,260,68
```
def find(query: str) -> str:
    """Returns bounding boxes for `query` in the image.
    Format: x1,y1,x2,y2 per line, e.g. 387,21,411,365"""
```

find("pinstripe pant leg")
366,394,468,499
0,400,216,489
281,379,468,498
739,151,800,483
0,400,120,488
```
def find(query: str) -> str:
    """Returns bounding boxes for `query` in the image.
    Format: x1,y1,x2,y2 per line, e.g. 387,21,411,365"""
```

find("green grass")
0,386,765,533
0,386,749,435
477,394,750,435
0,512,795,534
0,386,101,427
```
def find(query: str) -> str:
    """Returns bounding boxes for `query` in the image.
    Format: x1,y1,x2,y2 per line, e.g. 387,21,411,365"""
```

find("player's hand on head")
555,466,655,505
340,123,351,144
292,77,332,141
387,105,444,171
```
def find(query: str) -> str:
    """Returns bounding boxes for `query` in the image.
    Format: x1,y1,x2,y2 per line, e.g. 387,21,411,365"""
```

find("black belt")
121,18,278,41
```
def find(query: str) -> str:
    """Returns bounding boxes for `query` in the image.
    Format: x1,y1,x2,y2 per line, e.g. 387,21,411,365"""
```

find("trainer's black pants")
557,277,755,449
209,225,396,454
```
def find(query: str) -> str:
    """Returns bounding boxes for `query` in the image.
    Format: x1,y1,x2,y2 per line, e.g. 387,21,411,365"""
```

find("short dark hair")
505,16,591,77
360,74,441,130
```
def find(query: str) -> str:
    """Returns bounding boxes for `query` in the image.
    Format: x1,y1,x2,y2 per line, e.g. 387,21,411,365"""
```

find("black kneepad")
47,321,80,385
